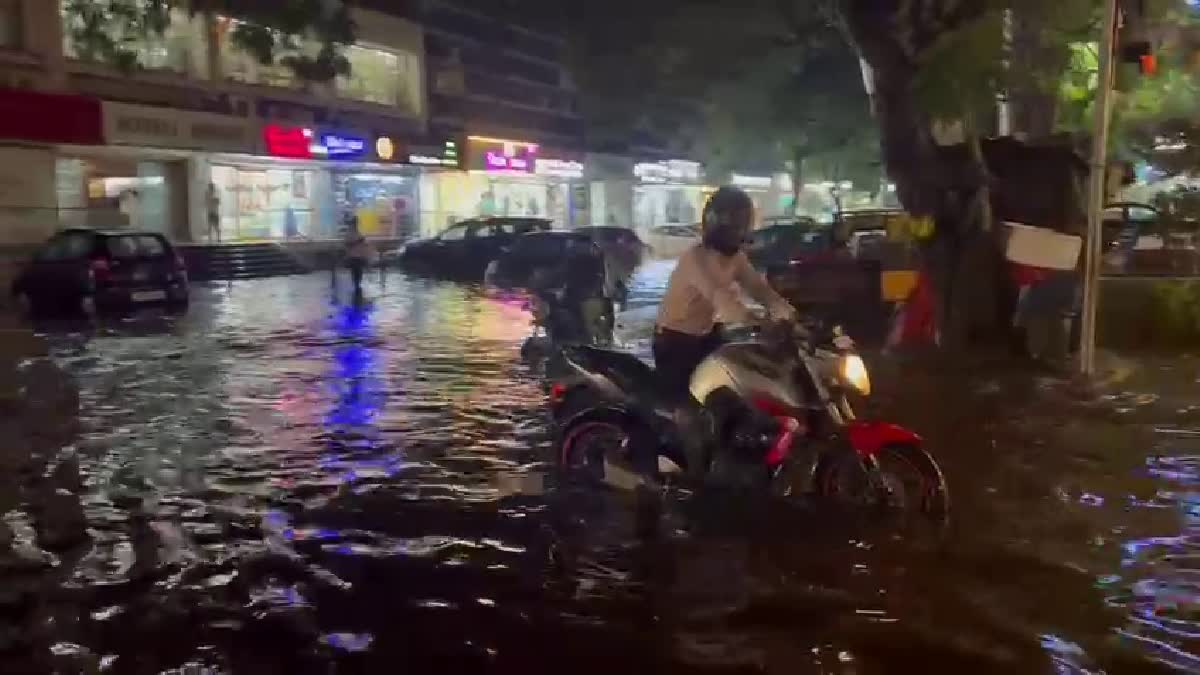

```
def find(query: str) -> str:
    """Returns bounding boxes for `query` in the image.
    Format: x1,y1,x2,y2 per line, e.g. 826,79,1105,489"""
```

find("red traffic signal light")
1140,53,1157,75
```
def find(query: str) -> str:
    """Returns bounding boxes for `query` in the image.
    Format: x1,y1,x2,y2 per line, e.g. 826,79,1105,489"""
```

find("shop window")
61,3,209,78
211,165,321,240
338,44,421,115
0,0,21,49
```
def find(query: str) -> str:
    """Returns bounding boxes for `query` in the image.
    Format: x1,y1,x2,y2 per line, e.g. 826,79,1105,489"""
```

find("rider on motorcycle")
531,238,614,345
653,186,797,394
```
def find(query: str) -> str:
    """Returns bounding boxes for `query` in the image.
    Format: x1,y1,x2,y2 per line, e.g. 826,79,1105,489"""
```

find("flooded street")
2,262,1199,673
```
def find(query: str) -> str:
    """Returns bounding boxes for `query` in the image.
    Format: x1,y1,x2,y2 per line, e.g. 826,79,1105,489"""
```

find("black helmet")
701,186,754,256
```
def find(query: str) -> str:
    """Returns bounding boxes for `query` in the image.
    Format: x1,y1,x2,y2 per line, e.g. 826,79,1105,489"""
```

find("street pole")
1079,0,1120,377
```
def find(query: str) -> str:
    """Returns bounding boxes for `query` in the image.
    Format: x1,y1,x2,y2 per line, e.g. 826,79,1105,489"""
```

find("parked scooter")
521,289,615,359
548,319,949,521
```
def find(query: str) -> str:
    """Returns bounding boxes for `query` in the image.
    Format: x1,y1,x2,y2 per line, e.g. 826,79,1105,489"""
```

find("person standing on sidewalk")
207,183,221,243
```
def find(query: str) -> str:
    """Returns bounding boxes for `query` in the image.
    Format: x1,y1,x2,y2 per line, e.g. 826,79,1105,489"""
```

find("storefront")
56,101,258,241
417,136,586,234
728,172,794,225
0,89,104,245
210,124,459,241
632,159,709,231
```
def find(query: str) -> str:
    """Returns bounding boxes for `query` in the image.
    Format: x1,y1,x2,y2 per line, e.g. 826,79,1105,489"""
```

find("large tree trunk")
843,1,997,350
841,0,1084,353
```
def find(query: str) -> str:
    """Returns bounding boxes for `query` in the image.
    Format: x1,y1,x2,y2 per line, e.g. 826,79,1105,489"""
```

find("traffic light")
1118,0,1157,80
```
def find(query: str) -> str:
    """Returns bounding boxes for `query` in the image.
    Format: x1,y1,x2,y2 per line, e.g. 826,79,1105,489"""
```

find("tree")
62,0,354,81
695,26,881,211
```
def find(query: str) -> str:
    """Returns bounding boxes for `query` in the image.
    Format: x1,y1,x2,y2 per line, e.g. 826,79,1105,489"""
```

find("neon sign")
320,133,367,159
485,150,533,171
264,124,313,159
473,137,537,173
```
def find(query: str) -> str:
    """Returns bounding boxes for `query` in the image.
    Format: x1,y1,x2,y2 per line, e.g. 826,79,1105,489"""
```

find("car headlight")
839,354,871,396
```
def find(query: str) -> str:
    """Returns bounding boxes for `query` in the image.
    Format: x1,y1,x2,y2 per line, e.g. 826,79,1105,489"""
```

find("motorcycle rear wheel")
817,443,950,526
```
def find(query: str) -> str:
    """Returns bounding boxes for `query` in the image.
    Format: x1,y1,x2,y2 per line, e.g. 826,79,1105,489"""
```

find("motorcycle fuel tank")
689,342,805,410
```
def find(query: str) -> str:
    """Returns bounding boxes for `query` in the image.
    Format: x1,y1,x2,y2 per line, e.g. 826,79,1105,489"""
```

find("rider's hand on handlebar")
767,300,797,322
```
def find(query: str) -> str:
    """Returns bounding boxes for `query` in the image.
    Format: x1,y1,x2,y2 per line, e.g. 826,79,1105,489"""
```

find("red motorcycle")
548,320,949,522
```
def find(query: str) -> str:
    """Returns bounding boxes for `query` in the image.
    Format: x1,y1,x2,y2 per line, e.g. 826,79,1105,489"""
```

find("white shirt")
656,244,792,336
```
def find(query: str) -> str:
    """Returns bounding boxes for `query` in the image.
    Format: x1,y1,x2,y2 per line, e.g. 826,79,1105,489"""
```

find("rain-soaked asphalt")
3,260,1200,673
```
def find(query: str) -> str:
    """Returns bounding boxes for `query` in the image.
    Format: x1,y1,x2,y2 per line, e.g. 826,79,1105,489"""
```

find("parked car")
487,231,627,301
746,219,823,268
575,226,646,276
644,223,699,259
388,217,552,278
12,228,188,315
1100,202,1200,275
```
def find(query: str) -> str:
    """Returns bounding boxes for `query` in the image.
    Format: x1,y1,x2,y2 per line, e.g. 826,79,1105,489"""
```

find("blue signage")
318,132,367,159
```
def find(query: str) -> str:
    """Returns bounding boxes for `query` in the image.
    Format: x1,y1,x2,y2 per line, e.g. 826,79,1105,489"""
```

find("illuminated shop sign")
470,135,538,173
730,173,772,190
485,149,534,171
375,136,395,161
633,159,702,184
318,132,367,159
407,139,459,167
264,124,313,159
535,158,584,179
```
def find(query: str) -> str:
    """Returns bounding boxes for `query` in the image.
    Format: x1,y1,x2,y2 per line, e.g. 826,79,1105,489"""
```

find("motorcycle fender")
846,421,923,458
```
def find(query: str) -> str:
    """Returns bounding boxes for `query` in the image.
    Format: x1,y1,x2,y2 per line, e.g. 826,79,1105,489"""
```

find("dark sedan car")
746,219,823,268
12,228,189,315
487,231,626,301
389,217,551,279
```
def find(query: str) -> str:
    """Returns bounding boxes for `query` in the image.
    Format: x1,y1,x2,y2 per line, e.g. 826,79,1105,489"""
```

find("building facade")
0,0,454,247
0,0,737,251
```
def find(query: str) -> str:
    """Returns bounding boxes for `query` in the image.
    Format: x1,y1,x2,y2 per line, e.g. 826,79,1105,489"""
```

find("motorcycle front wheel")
816,443,950,526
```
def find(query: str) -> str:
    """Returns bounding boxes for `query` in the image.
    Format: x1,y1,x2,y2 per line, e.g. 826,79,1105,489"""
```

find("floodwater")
1,261,1198,673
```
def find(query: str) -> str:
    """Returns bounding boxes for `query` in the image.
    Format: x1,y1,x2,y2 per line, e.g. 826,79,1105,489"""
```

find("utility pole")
1079,0,1120,376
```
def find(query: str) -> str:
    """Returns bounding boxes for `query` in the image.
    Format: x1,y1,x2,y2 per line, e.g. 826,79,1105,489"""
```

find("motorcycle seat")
561,345,661,400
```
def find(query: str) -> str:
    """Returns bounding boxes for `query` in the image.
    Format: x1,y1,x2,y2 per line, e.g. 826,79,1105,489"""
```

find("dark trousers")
347,258,366,293
652,325,724,397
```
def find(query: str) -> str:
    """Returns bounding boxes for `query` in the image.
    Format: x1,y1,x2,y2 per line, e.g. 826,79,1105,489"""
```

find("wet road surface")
1,262,1199,673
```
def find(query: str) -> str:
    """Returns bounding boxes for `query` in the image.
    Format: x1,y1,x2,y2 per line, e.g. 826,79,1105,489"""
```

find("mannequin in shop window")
207,183,221,243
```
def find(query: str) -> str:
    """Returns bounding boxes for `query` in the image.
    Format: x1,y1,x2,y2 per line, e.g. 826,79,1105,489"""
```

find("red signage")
264,124,312,159
0,88,103,145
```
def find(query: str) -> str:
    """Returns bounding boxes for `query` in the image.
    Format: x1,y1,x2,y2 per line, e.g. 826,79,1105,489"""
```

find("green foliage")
912,8,1007,123
61,0,353,81
1151,280,1200,346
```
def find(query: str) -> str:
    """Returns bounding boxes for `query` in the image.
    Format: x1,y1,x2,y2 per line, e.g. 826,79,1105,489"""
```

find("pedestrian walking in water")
343,214,371,298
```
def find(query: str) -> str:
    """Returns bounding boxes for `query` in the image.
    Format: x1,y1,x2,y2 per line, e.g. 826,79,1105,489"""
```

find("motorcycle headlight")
839,354,871,396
